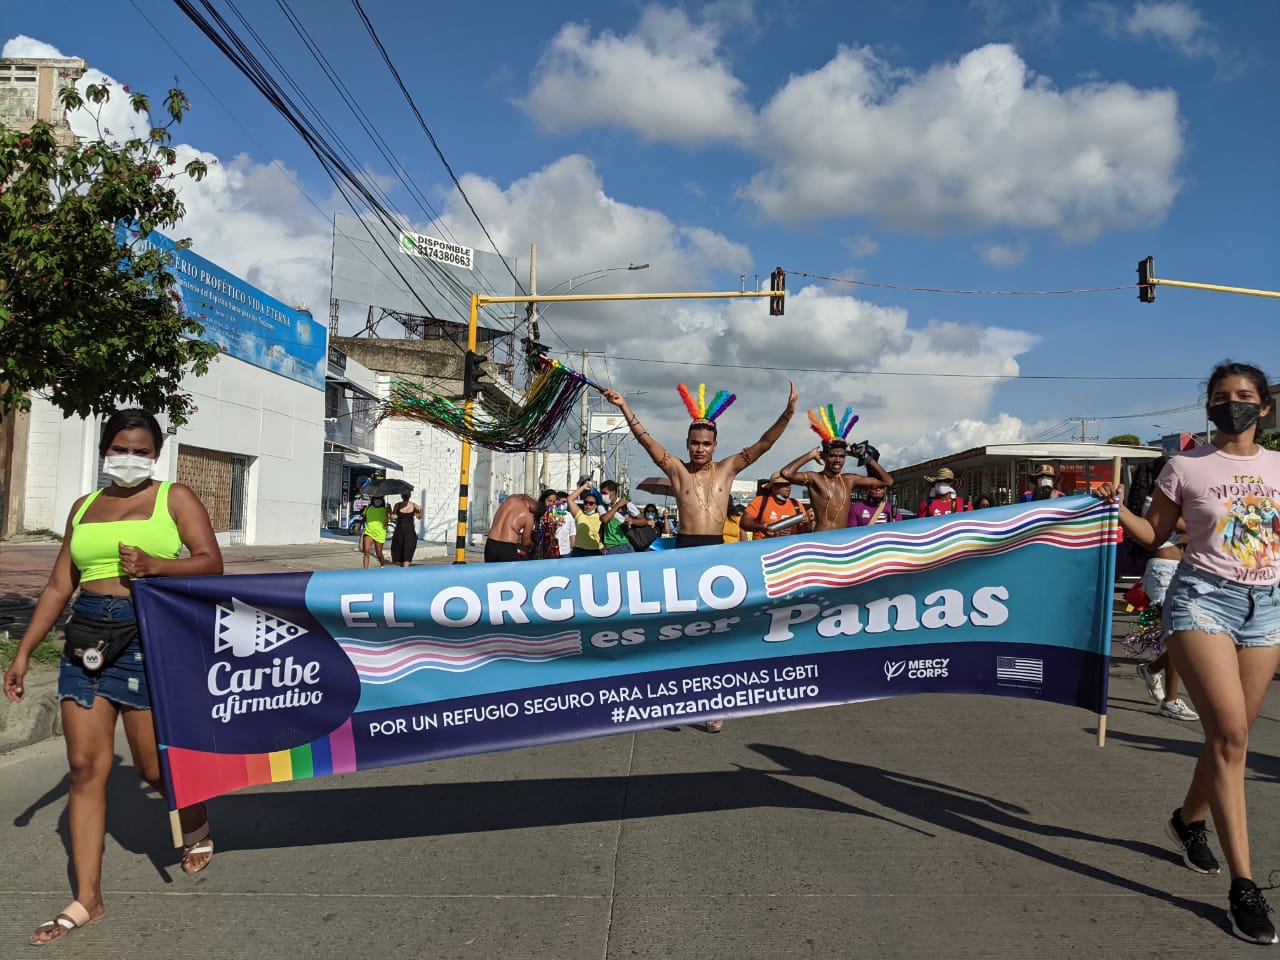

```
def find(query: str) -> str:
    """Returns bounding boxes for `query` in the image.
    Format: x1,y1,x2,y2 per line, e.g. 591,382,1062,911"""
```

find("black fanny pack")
63,615,139,672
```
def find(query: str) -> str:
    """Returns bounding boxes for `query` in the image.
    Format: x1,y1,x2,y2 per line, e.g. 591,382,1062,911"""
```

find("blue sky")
6,1,1278,468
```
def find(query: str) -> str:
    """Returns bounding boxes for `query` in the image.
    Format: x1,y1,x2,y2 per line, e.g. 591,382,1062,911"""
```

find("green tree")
0,81,218,425
1106,433,1141,445
1259,432,1280,452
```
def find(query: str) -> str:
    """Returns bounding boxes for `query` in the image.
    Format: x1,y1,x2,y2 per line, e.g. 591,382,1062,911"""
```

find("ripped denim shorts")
1162,563,1280,647
57,593,151,710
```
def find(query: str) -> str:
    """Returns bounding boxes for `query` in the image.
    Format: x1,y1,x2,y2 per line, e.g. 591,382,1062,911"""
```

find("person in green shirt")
599,480,640,554
360,496,389,569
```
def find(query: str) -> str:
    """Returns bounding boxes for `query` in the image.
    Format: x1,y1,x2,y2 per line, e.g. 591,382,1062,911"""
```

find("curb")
0,669,61,754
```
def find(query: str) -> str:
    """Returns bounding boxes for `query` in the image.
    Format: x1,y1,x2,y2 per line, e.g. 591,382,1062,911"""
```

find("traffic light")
769,267,785,316
463,349,489,397
1137,256,1156,303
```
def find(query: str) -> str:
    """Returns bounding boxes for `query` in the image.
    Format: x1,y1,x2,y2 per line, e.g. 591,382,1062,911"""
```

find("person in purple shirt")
848,480,902,525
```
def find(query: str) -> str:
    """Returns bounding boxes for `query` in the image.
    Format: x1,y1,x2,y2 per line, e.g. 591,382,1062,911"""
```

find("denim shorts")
1162,564,1280,647
58,593,151,710
1142,558,1180,606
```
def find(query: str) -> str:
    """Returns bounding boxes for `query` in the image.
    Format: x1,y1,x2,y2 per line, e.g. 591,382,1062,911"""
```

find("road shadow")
742,742,1226,932
1094,726,1280,785
13,754,186,887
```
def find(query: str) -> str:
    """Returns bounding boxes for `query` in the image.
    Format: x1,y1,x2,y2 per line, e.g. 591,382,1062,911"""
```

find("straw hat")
923,466,958,484
1030,464,1057,478
768,472,791,486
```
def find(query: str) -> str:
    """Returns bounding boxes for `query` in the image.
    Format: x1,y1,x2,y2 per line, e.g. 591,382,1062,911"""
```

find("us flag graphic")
996,657,1043,683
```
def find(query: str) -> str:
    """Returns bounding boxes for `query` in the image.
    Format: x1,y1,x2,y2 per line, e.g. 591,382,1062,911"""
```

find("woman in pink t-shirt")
1099,361,1280,945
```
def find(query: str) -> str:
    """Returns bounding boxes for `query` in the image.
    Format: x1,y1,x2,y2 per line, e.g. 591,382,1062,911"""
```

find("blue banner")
119,226,326,389
133,497,1117,809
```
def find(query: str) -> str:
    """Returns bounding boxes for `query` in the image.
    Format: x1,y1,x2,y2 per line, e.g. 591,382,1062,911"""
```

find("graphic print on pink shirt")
1157,445,1280,585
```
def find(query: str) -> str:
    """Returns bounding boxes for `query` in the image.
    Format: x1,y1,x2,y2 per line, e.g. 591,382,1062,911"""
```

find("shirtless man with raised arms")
603,381,798,548
779,436,893,532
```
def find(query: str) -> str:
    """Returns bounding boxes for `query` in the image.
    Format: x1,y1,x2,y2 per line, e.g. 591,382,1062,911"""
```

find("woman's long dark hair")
534,489,556,520
1126,456,1169,516
98,409,164,457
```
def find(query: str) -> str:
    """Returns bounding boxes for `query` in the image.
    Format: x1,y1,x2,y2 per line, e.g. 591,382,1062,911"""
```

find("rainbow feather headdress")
677,383,736,428
808,404,858,449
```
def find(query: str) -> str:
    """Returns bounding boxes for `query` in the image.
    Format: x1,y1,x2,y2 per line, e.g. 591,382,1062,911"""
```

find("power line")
576,352,1201,381
788,270,1134,297
349,0,525,295
124,0,331,224
173,0,479,327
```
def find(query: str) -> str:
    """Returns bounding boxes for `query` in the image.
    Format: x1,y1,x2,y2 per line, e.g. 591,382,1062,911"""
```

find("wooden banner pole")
1098,454,1123,747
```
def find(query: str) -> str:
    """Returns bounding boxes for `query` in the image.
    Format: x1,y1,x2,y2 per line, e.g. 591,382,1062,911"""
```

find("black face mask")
1208,401,1261,435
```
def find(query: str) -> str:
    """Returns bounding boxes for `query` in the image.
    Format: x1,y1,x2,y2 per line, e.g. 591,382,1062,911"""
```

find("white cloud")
520,6,753,146
518,19,1185,241
423,157,1042,471
439,154,751,304
891,412,1036,466
1089,2,1225,63
844,234,880,258
1,35,67,59
979,240,1029,267
1125,1,1219,59
745,43,1182,241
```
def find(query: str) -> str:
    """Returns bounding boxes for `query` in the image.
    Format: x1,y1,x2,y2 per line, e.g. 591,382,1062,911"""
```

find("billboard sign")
121,226,326,390
399,231,473,269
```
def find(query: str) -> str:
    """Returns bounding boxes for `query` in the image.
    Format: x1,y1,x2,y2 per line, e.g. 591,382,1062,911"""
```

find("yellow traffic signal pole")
454,288,783,563
1152,278,1280,299
1137,257,1279,302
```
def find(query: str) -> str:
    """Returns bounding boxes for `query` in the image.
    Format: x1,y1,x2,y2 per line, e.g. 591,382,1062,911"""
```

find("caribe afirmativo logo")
167,595,359,755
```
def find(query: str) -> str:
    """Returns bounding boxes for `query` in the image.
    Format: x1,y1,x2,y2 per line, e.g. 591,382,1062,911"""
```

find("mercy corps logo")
208,598,324,723
884,658,950,681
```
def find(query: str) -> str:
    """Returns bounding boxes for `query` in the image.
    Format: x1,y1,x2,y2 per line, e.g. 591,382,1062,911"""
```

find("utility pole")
523,243,538,495
579,349,589,479
1070,418,1101,443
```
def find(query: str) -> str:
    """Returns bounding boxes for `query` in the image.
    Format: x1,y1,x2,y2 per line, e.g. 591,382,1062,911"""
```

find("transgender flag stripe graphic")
338,630,582,683
759,498,1118,598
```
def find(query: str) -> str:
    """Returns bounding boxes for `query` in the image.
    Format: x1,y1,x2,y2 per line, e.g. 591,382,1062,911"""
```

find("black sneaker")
1165,808,1220,874
1229,879,1278,944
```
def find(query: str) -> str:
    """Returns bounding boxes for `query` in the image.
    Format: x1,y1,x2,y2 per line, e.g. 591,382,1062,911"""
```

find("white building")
21,345,325,546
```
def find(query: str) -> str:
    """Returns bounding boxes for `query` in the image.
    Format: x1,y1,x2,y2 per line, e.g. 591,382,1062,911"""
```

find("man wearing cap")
778,437,893,532
916,467,970,517
1021,464,1065,502
741,473,813,538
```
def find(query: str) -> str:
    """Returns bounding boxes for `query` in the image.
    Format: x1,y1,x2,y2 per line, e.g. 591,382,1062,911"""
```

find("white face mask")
103,454,155,488
1038,477,1054,488
931,483,955,497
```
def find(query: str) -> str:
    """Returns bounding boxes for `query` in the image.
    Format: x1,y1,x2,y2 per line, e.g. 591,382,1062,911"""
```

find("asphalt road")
1,656,1277,959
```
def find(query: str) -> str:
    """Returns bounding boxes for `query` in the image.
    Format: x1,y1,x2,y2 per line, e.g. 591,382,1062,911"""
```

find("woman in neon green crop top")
2,410,223,945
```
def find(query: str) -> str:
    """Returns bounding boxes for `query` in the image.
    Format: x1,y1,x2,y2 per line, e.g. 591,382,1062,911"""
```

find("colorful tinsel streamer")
677,382,736,422
374,359,590,452
807,404,858,442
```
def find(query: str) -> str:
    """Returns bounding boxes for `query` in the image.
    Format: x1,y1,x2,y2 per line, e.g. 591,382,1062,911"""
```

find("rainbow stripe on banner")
339,630,583,682
760,498,1119,598
163,718,359,803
